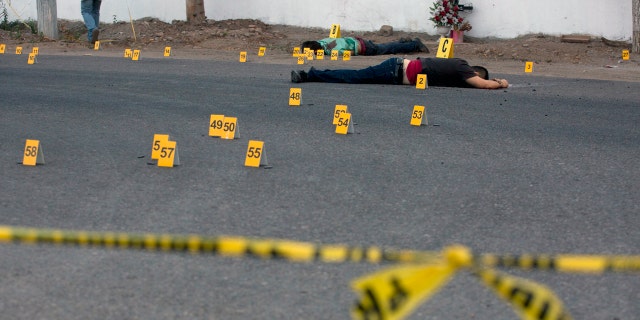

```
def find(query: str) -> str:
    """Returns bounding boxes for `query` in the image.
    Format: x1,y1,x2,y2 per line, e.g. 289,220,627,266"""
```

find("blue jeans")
307,58,403,84
81,0,102,41
364,40,420,55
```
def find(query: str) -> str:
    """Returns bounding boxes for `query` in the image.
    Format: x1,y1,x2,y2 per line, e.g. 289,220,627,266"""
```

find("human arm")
465,76,509,89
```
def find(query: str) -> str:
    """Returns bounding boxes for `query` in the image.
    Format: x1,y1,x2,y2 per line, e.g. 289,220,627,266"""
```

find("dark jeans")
307,57,403,84
363,40,420,55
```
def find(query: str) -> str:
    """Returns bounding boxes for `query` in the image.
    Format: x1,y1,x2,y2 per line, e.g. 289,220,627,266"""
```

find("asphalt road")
1,52,639,319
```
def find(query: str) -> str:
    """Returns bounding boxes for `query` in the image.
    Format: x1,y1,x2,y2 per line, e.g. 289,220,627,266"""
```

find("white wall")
2,0,633,40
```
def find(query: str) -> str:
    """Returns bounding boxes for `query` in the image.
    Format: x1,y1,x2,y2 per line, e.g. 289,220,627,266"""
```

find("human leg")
373,39,429,55
81,0,100,42
302,58,403,84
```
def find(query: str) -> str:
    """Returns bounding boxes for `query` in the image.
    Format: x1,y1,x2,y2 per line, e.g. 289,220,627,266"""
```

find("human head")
301,40,323,52
471,66,489,80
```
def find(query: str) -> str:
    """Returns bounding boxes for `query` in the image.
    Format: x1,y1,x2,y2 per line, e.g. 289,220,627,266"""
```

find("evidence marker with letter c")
244,140,270,168
436,38,454,58
22,139,45,166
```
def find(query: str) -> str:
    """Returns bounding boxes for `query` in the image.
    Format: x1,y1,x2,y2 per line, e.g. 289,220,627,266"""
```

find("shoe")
91,29,100,44
291,70,308,83
414,38,429,53
399,37,412,43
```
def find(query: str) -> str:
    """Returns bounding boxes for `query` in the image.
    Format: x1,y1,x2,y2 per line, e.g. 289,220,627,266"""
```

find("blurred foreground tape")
1,225,638,320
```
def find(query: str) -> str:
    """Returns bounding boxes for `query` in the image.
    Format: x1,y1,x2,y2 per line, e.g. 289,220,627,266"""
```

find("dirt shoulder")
2,18,638,82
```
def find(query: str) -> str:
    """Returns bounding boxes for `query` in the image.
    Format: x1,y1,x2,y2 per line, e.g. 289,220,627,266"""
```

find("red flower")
453,5,459,11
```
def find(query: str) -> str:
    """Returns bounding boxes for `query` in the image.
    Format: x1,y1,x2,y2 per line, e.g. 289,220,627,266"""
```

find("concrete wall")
3,0,633,40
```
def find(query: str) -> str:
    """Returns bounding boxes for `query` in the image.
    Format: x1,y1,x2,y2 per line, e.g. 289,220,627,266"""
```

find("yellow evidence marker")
132,49,141,61
157,140,180,168
22,139,45,166
0,44,5,54
289,88,302,106
239,51,247,62
151,134,170,160
333,104,348,125
221,117,238,140
329,24,341,38
164,46,172,57
16,46,23,55
436,38,454,59
343,50,351,61
410,105,428,126
27,53,37,65
93,41,101,51
292,47,301,57
416,74,427,89
209,114,225,137
525,61,534,73
258,47,266,57
622,49,630,61
32,47,39,55
124,48,132,58
297,55,305,65
305,48,314,60
336,113,354,134
244,140,269,168
331,50,339,61
316,49,324,60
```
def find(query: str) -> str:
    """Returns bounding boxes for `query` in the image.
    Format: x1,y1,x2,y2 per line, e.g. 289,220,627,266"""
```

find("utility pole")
186,0,206,23
37,0,58,40
633,0,639,53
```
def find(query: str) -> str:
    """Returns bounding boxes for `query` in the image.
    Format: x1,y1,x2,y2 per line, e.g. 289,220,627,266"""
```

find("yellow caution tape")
0,225,440,265
481,253,640,273
351,261,457,320
475,268,573,320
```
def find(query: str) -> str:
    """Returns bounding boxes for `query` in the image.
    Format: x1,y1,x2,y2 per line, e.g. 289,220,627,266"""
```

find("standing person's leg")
90,0,102,44
373,39,429,55
80,0,97,42
292,58,403,84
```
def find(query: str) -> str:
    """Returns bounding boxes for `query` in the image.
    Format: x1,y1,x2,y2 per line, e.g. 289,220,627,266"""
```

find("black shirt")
418,58,477,88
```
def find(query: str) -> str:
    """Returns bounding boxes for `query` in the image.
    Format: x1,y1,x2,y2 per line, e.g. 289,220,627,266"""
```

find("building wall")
3,0,633,40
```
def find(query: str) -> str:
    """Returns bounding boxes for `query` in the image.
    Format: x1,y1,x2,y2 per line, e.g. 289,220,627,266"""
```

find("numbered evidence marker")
124,48,133,58
622,49,630,61
410,105,428,126
289,88,302,106
32,47,39,55
416,74,427,89
304,48,314,60
343,50,352,61
164,46,172,57
208,114,225,137
330,50,339,61
316,49,324,60
525,61,534,73
329,24,341,38
333,104,348,125
297,54,305,65
93,41,101,51
151,134,170,160
132,49,141,61
335,113,354,134
436,37,454,59
22,139,45,166
258,46,266,57
0,44,5,54
220,117,239,140
16,46,23,55
239,51,247,63
27,53,37,65
292,47,301,57
244,140,269,168
157,140,180,168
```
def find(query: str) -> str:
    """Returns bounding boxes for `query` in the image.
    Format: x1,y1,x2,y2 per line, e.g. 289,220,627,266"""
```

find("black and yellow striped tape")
0,225,439,264
481,253,640,274
1,225,639,273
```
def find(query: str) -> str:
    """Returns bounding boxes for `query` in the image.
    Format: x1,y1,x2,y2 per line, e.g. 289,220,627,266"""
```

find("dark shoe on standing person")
91,29,100,44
